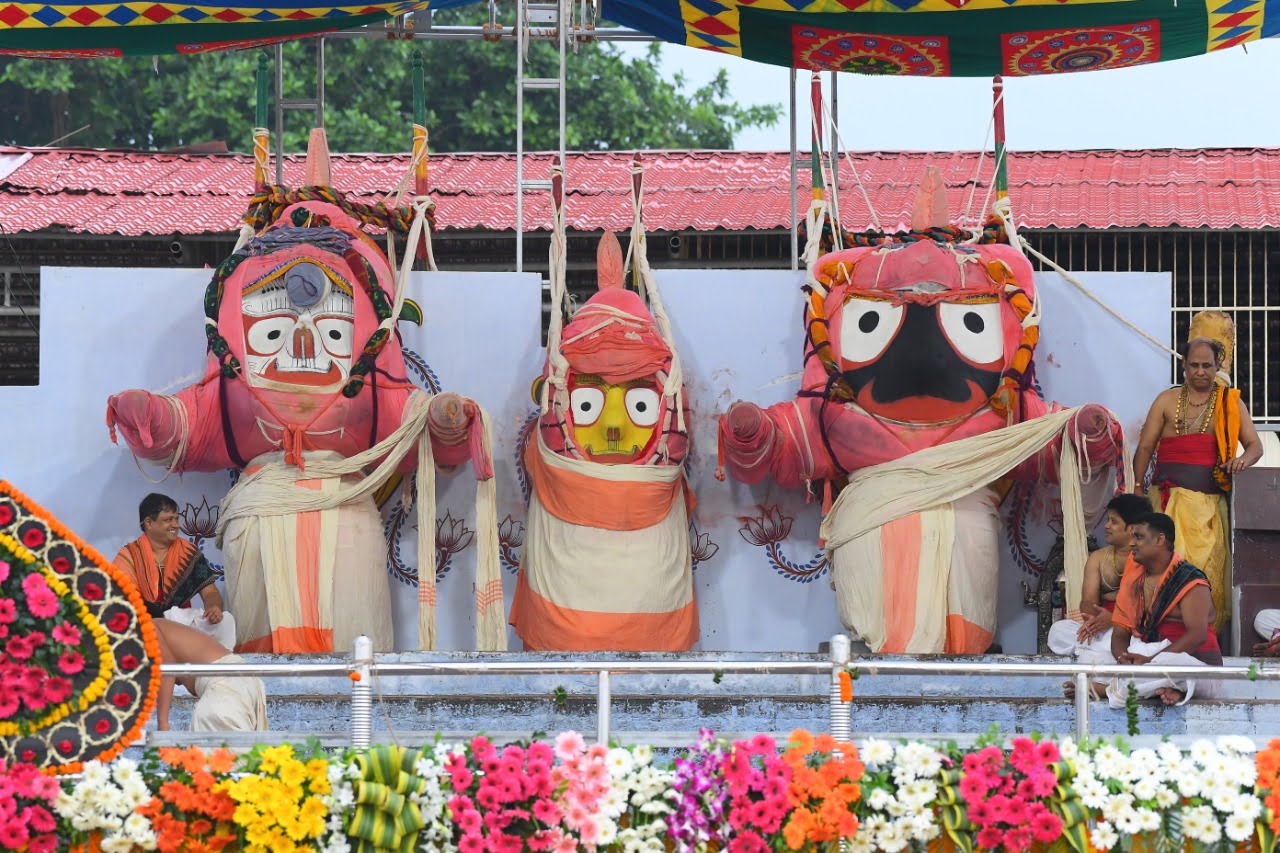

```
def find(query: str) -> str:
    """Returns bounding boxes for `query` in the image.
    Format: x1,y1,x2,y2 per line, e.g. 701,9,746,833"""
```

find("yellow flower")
279,759,307,788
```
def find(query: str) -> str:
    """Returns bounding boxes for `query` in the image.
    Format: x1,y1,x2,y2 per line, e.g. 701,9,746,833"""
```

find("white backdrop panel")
0,266,1169,653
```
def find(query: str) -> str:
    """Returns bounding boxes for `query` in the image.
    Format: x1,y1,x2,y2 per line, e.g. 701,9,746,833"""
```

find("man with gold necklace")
1132,312,1262,638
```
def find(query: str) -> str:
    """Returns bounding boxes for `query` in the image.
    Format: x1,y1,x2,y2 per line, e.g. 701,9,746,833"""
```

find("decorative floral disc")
0,481,160,773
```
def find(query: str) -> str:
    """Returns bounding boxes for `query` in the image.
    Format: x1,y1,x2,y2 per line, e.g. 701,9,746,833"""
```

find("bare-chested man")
1133,334,1261,633
1074,512,1222,706
1049,493,1152,669
152,619,266,732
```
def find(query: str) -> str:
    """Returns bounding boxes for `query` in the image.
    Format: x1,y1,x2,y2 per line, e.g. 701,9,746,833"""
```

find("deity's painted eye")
246,315,295,356
625,388,661,427
315,317,354,358
840,298,904,364
570,387,605,426
938,301,1004,365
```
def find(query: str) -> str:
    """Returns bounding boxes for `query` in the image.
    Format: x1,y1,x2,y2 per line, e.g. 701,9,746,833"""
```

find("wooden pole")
993,75,1008,202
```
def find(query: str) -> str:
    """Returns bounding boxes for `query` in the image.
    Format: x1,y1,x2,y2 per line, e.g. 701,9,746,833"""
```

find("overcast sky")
620,37,1280,152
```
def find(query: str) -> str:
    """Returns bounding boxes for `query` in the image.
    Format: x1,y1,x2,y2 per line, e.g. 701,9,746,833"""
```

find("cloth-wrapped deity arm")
400,391,493,481
105,379,233,472
1006,399,1124,483
719,397,837,488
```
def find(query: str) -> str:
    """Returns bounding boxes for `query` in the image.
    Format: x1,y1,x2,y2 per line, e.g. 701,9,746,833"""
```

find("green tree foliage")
0,8,780,152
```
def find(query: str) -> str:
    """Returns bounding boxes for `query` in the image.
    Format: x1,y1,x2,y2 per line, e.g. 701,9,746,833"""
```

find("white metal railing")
157,634,1280,748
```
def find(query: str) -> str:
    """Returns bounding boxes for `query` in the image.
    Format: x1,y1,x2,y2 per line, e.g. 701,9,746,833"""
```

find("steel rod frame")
153,634,1280,747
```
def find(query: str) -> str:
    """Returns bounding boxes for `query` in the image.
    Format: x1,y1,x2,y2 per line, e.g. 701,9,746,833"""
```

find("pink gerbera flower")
51,622,80,646
1030,811,1063,843
57,652,84,676
976,827,1004,850
26,590,58,619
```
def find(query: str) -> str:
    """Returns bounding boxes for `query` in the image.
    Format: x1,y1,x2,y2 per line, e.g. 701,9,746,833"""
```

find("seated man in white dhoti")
1050,493,1151,677
153,618,267,733
1079,512,1223,707
114,493,236,729
1252,610,1280,656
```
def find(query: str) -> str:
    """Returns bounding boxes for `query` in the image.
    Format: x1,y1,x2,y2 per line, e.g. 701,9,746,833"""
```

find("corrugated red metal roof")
2,147,1279,236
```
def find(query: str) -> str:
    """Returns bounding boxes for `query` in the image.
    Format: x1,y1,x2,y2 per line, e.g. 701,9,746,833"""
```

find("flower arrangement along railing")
8,731,1280,853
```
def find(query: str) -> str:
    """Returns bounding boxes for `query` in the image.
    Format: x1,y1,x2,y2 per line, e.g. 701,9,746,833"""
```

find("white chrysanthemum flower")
1115,812,1142,835
1157,741,1183,765
1091,820,1119,851
1236,796,1263,821
1130,749,1159,778
1137,809,1162,833
1058,738,1080,761
82,761,111,785
909,814,939,841
602,786,628,818
867,788,895,811
1133,778,1158,801
1102,793,1135,824
1202,818,1224,844
111,757,140,782
1190,740,1216,765
1212,789,1242,814
896,742,942,779
1218,736,1257,755
1177,772,1202,798
607,747,635,778
848,833,874,853
596,818,618,846
1155,787,1179,809
862,815,889,834
1181,808,1207,840
878,824,909,853
1094,745,1126,779
632,744,653,766
1226,812,1255,842
861,738,894,769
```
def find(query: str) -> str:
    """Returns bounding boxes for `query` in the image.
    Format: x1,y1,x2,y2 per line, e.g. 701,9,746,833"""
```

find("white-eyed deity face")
240,260,356,391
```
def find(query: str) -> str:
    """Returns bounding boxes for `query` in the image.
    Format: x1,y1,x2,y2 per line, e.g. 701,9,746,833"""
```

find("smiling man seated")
1071,512,1222,707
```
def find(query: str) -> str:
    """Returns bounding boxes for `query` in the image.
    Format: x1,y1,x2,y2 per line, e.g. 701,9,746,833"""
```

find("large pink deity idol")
719,190,1122,654
510,232,697,651
106,156,501,654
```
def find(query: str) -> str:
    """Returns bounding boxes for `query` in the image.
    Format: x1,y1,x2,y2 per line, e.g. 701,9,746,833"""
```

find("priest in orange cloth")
1132,313,1262,633
114,492,235,730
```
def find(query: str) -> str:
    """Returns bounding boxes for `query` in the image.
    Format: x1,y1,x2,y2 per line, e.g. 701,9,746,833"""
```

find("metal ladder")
515,0,570,273
272,37,326,185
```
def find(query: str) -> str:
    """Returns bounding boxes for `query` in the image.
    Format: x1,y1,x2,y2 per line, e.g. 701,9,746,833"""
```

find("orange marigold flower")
789,729,815,754
208,749,236,775
814,733,837,753
783,819,808,850
191,770,216,793
137,798,163,819
189,819,213,836
158,747,187,768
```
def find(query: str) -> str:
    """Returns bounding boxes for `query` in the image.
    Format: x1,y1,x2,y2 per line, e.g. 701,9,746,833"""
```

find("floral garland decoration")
54,756,157,851
137,745,239,853
0,533,115,737
0,481,162,774
780,729,864,850
0,758,60,851
603,742,672,853
1256,738,1280,852
220,743,331,852
854,738,943,853
722,733,793,853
